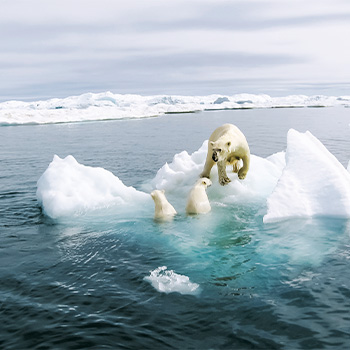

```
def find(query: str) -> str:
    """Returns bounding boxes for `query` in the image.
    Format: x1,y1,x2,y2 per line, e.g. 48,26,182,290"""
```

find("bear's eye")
217,148,222,152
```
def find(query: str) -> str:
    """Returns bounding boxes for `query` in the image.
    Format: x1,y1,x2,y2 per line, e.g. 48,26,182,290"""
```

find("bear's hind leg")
238,154,250,180
217,160,231,186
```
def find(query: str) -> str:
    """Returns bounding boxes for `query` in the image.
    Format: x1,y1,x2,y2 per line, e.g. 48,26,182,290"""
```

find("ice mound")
264,129,350,223
148,141,208,194
147,141,285,203
1,92,350,125
144,266,200,295
36,155,150,219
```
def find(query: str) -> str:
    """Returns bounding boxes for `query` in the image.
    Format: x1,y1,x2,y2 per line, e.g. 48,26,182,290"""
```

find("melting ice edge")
36,128,350,295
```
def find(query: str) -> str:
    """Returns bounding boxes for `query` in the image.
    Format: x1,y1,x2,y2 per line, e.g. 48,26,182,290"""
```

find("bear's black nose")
212,153,218,162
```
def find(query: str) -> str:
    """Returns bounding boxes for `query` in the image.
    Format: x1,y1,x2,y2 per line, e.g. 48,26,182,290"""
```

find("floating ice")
36,155,151,219
37,144,285,219
144,266,200,295
36,130,349,222
264,129,350,223
1,92,349,125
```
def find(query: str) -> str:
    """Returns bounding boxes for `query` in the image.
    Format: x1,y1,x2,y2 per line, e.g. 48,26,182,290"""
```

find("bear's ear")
227,141,231,147
210,141,215,147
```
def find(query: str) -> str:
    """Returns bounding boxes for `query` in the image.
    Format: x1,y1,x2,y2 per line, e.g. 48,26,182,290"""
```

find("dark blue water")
1,108,350,349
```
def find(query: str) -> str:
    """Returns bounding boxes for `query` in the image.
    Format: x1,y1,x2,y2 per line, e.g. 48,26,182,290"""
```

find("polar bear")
200,123,250,186
151,190,177,220
186,178,212,215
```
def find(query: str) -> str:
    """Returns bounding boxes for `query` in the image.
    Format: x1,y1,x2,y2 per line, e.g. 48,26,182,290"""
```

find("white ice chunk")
264,129,350,223
149,141,208,194
36,155,150,219
144,266,200,295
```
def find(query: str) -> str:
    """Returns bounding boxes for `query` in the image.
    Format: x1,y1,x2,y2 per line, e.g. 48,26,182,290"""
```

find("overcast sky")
1,0,350,101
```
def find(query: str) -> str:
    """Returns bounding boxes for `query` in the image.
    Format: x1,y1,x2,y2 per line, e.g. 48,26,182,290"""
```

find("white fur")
151,190,177,220
200,123,250,186
186,178,212,215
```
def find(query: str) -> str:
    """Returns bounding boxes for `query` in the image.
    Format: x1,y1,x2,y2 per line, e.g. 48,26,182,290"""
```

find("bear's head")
196,177,212,188
210,140,232,162
151,189,166,202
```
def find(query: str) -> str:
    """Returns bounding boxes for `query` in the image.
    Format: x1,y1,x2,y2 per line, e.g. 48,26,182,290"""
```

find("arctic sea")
1,101,350,349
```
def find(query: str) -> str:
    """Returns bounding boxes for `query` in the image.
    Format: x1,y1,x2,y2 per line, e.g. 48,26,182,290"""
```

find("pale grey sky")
1,0,350,101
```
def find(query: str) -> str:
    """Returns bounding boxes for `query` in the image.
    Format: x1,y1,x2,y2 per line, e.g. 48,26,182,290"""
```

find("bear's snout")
212,152,218,162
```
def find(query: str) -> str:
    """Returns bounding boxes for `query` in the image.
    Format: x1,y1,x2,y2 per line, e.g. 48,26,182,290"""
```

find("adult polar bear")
200,123,250,186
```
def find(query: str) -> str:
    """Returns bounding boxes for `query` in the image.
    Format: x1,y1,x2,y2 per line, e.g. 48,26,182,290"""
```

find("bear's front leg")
200,154,215,179
217,160,231,186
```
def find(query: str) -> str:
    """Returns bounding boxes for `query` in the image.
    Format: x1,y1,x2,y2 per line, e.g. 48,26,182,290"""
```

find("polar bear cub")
200,123,250,186
186,178,212,215
151,189,177,220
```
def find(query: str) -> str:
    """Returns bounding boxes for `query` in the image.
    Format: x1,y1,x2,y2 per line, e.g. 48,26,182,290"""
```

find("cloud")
1,0,350,101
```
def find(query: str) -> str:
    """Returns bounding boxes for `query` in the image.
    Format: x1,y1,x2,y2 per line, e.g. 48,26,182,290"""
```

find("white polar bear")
151,190,177,220
200,123,250,186
186,178,212,215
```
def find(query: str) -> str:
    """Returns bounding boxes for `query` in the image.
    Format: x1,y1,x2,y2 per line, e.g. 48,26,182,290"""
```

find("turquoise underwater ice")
1,105,350,349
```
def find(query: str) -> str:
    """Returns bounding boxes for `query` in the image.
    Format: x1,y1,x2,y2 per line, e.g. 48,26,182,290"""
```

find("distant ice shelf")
1,91,350,125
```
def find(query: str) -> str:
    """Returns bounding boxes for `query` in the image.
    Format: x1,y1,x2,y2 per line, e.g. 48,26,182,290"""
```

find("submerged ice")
1,91,350,125
36,129,350,222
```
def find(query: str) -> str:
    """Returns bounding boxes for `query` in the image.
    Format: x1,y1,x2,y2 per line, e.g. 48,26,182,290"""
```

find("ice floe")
37,130,350,222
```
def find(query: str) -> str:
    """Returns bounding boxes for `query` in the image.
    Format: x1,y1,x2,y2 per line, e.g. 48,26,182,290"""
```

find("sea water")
1,107,350,349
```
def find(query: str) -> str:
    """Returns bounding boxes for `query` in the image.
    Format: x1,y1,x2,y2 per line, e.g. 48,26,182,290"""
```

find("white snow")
144,266,200,295
263,129,350,223
1,92,350,125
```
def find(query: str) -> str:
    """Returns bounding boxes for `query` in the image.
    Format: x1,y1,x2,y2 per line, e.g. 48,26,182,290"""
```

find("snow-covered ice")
147,140,285,203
